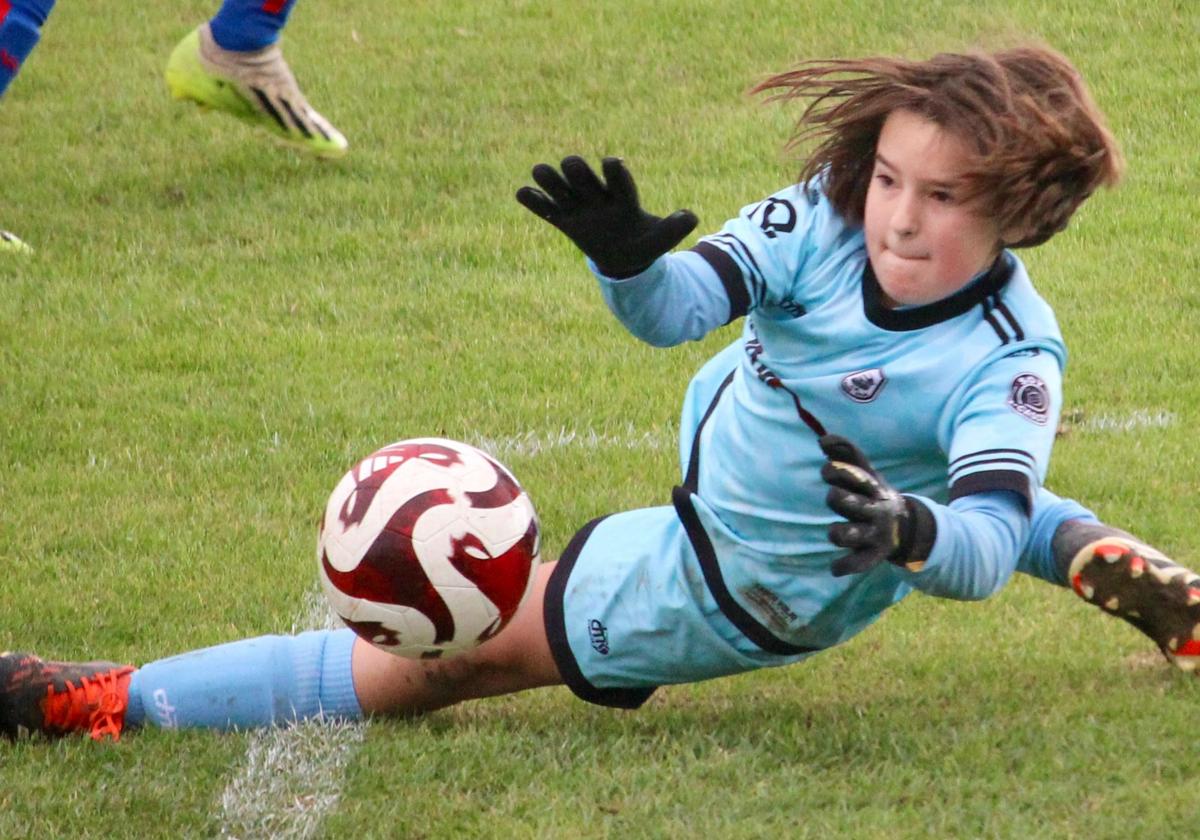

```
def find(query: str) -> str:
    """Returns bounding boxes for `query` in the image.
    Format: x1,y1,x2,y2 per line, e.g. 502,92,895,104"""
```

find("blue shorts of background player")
4,44,1199,741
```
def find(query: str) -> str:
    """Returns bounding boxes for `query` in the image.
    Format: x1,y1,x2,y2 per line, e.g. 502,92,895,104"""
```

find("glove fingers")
818,434,873,471
515,187,560,221
821,460,882,497
828,519,879,549
644,209,699,253
530,163,578,209
601,157,640,211
825,486,874,521
831,550,885,577
560,156,607,203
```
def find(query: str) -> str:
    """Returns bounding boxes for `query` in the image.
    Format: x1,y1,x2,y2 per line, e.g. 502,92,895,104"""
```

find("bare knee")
353,561,563,715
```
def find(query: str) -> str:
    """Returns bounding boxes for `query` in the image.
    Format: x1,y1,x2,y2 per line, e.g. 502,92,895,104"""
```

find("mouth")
884,246,928,261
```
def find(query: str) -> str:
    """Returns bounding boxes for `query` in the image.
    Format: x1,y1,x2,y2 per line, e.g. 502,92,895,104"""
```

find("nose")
891,190,919,238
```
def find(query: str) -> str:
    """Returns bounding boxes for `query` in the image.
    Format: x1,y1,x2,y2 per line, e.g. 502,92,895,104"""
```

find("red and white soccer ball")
317,438,541,659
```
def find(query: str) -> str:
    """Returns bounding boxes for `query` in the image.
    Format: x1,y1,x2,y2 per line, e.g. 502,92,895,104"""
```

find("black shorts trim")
671,486,818,657
543,516,656,710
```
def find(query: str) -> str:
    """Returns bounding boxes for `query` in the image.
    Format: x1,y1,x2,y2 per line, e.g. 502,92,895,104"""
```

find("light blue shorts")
544,341,829,708
543,495,825,709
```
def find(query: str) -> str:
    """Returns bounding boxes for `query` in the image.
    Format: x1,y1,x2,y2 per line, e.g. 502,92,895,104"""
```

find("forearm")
594,251,732,347
898,491,1029,601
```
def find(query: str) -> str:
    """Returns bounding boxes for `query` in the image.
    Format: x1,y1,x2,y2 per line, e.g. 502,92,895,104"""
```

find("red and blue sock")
209,0,298,52
0,0,55,98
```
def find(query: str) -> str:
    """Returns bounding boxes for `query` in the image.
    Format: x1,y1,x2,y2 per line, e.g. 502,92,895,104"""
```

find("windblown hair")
752,46,1123,247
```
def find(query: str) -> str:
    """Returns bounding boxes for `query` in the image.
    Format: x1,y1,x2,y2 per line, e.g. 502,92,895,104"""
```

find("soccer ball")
317,438,541,659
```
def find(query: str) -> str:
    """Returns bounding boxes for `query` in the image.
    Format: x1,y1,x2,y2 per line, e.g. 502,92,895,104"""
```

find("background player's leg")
0,0,56,253
165,0,347,157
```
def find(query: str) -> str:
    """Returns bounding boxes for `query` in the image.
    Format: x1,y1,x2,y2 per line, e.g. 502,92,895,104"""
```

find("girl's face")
864,109,1004,307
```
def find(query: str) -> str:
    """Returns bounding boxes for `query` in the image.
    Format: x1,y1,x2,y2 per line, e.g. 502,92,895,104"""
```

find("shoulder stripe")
993,297,1025,341
981,298,1011,344
690,241,751,322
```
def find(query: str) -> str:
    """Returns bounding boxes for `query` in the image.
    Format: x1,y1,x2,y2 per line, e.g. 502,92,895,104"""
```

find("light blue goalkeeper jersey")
591,183,1065,649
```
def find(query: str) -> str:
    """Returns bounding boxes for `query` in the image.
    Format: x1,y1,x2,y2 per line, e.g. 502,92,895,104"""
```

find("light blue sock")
209,0,298,52
125,628,361,731
0,0,56,97
1018,488,1099,586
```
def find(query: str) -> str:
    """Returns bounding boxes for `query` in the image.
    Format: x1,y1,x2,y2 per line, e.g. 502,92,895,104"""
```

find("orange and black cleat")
1069,538,1200,673
0,653,135,741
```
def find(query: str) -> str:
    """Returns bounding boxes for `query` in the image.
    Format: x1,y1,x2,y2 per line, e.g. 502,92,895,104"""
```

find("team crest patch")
1008,373,1050,424
841,368,886,403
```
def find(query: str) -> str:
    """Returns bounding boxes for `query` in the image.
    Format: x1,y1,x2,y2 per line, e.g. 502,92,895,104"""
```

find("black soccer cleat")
0,652,135,741
1068,539,1200,672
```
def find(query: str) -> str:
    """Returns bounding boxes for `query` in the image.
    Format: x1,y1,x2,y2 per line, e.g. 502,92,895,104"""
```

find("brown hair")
751,46,1123,248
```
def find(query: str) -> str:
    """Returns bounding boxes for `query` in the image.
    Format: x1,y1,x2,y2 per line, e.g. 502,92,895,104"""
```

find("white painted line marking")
217,589,363,840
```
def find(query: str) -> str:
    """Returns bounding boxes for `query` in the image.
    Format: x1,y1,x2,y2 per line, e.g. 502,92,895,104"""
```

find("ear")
999,219,1033,249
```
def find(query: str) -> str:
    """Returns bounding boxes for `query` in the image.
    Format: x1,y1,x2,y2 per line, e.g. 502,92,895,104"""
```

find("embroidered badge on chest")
1008,373,1050,424
841,368,887,403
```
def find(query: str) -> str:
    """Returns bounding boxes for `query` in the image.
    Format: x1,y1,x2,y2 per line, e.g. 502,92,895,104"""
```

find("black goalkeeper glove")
515,156,698,278
819,434,937,577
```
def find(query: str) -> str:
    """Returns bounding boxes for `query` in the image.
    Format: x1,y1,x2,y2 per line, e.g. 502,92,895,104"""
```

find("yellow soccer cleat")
165,24,348,158
1,229,32,254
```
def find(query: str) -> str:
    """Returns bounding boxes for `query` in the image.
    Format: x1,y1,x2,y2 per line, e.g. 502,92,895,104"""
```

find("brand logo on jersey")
740,583,799,636
841,368,887,403
752,197,797,239
1008,373,1050,424
588,619,610,655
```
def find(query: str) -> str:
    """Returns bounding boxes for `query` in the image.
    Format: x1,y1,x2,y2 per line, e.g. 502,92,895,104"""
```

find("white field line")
214,408,1167,836
217,589,364,840
468,425,674,458
1075,410,1175,433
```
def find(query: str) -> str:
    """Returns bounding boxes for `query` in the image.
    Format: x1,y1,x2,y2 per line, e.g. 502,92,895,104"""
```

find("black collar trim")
862,254,1014,332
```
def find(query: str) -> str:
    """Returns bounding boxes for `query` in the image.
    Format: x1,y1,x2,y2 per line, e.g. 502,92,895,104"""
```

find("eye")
873,172,895,188
930,189,955,204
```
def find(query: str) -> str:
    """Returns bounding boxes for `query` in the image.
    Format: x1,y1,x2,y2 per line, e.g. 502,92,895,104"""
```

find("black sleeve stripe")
948,448,1035,469
690,241,751,322
948,469,1033,515
993,298,1025,341
948,457,1037,484
710,233,767,305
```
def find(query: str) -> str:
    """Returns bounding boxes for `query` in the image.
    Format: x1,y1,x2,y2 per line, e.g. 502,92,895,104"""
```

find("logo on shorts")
841,368,886,403
588,619,610,655
1008,373,1050,425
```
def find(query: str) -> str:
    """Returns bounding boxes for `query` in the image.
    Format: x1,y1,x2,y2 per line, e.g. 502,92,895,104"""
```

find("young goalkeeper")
4,44,1197,741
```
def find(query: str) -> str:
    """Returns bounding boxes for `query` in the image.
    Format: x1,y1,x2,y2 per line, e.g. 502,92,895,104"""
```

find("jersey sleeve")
593,183,854,346
941,345,1064,514
895,490,1029,600
687,183,851,320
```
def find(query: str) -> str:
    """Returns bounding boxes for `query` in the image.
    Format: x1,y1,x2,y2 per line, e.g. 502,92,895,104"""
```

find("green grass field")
1,0,1198,836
